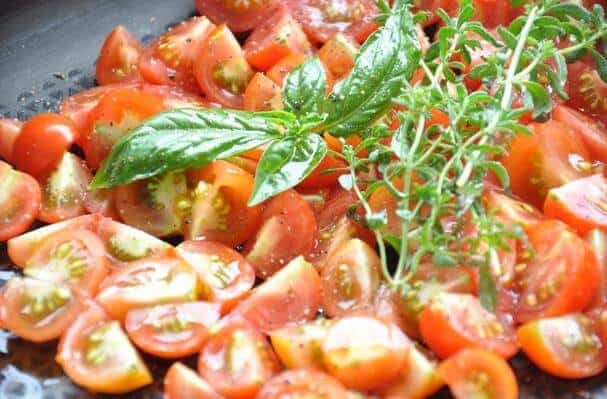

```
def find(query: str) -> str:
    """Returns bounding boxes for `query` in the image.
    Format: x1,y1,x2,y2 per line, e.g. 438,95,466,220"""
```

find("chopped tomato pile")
3,1,607,398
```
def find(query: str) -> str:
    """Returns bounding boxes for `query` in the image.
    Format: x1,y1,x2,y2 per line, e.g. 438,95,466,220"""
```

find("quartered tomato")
37,152,92,223
198,322,281,399
267,53,309,86
437,348,518,399
95,256,200,321
420,293,519,359
483,189,544,232
382,345,444,399
287,0,380,43
0,161,41,242
299,151,347,189
256,370,349,399
56,303,152,394
139,17,215,92
0,118,22,163
586,229,607,307
194,25,254,108
232,256,321,332
518,313,607,379
96,26,143,85
177,240,256,313
83,87,165,170
22,229,108,296
317,33,359,81
515,220,599,323
12,113,78,178
566,60,607,126
270,318,333,370
244,8,311,71
185,160,263,246
165,362,223,399
245,190,317,278
320,238,381,317
243,72,283,111
125,301,220,358
553,105,607,164
193,0,281,32
0,277,85,342
322,316,411,391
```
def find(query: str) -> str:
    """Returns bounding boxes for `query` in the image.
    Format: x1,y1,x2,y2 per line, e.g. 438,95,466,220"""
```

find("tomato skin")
586,229,607,307
256,370,349,399
0,162,41,242
270,318,333,370
483,189,544,232
437,348,518,399
317,34,359,81
0,118,22,163
566,60,607,126
243,72,283,111
96,26,143,85
267,53,309,86
165,362,223,399
12,113,77,178
298,152,347,189
194,0,282,32
553,105,607,164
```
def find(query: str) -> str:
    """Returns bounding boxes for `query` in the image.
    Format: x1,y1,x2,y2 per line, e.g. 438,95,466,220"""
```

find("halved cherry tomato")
22,229,108,296
96,26,142,85
566,60,607,126
586,229,607,307
257,370,349,399
437,348,518,399
298,151,347,189
501,120,593,208
270,318,333,370
553,105,607,164
244,8,311,71
185,160,263,246
194,25,254,108
177,240,256,313
84,87,164,170
317,33,359,81
193,0,281,32
138,17,215,92
198,321,281,399
165,362,223,399
515,220,599,323
267,53,308,86
0,161,41,242
95,256,200,321
125,301,220,359
544,174,607,235
518,313,607,379
0,277,85,342
287,0,379,43
243,72,283,111
320,238,381,317
56,303,152,394
420,292,519,359
245,189,317,278
0,118,22,163
12,113,77,178
483,189,544,232
232,256,321,332
322,316,411,390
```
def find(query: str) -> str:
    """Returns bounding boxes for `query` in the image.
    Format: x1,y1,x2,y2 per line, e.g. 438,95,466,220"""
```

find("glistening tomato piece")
125,301,220,359
586,229,607,307
12,113,77,178
298,151,347,189
256,370,349,399
483,189,544,232
518,313,607,379
165,362,223,399
56,303,152,394
317,33,359,81
437,348,518,399
243,72,283,111
553,105,607,164
0,118,22,163
193,0,281,32
566,60,607,126
270,318,333,370
198,322,281,399
95,26,142,85
0,162,41,242
266,53,308,86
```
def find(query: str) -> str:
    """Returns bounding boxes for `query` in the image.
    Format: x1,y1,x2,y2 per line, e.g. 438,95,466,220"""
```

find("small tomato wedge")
0,118,22,163
553,104,607,164
0,161,41,242
193,0,281,32
266,53,308,86
95,26,142,85
165,362,223,399
317,33,359,81
484,189,544,232
270,318,333,370
566,60,607,126
243,72,283,111
586,229,607,307
256,370,349,399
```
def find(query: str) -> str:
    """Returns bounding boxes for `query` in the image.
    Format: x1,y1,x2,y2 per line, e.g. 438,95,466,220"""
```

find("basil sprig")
91,3,421,205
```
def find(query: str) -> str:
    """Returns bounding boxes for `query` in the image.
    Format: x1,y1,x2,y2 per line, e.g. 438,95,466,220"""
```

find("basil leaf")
283,56,327,116
319,6,422,137
249,134,327,205
91,108,286,189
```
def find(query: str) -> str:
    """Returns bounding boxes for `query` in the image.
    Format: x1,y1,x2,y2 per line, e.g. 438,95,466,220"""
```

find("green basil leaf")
479,261,498,312
91,108,286,189
521,81,552,120
249,134,327,205
283,57,327,117
319,6,422,137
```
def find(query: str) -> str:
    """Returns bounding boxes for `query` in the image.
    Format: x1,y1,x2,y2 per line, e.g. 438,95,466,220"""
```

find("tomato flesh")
243,72,283,111
194,0,282,32
0,161,41,242
96,26,143,85
256,369,349,399
382,345,444,399
165,362,223,399
0,118,22,163
270,318,333,370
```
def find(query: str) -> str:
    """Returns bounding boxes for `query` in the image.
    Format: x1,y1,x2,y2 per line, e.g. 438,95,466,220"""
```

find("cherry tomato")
566,60,607,126
437,348,518,399
95,256,200,321
553,105,607,164
244,8,311,71
193,0,281,32
125,301,220,359
515,220,600,323
198,322,281,399
267,53,309,86
56,303,152,394
483,189,544,232
586,229,607,307
270,318,333,370
256,370,349,399
287,0,380,43
185,160,263,246
245,190,317,278
232,256,321,332
96,26,142,85
138,17,216,92
243,72,283,111
165,362,223,399
518,313,607,379
317,33,359,81
84,188,119,220
0,277,85,342
0,118,22,163
322,316,411,390
177,240,256,313
0,161,41,242
12,113,77,178
298,152,347,189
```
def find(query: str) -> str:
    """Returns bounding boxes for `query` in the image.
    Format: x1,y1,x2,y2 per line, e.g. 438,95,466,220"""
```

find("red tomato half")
0,162,41,242
194,0,282,32
270,318,333,370
483,189,544,232
553,105,607,164
96,26,143,85
257,370,348,399
566,60,607,126
382,345,444,399
0,118,22,163
243,72,283,111
317,33,359,81
165,362,223,399
586,229,607,307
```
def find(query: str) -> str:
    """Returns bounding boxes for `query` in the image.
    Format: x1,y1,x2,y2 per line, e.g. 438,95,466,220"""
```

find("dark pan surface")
1,1,607,397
